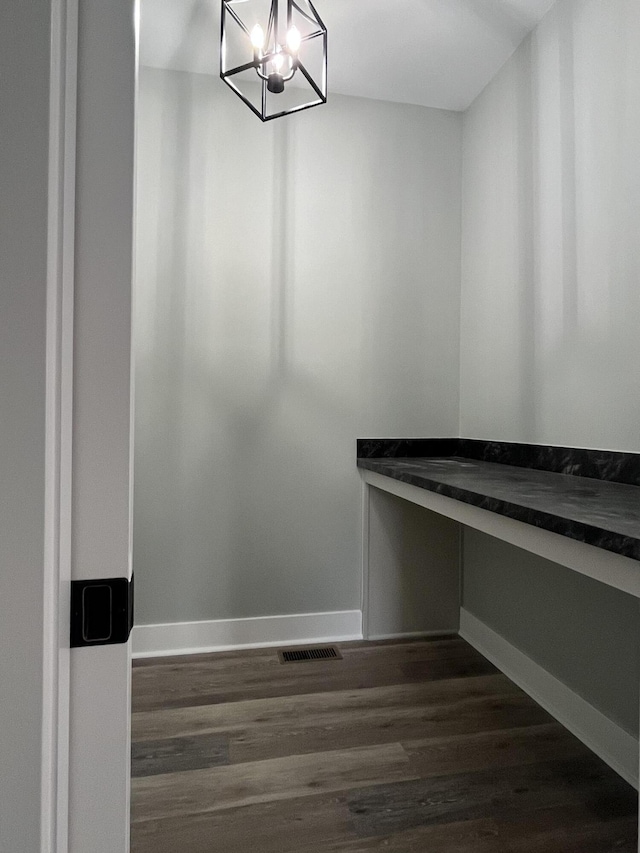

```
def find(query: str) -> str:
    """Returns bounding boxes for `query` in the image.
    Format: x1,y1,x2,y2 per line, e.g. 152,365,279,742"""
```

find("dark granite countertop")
357,455,640,561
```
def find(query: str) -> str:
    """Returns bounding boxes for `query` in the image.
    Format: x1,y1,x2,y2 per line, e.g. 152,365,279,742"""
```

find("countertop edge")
357,457,640,562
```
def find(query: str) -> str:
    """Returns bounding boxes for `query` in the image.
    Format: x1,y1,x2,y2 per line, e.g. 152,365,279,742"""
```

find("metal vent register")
278,646,342,663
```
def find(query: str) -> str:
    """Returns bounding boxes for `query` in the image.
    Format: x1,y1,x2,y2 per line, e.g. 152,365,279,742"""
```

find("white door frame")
42,0,78,849
42,0,137,849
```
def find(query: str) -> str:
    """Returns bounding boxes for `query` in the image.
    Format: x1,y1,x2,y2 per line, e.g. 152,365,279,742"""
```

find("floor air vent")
278,646,342,664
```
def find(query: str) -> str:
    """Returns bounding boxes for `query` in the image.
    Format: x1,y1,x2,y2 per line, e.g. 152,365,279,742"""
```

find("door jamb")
42,0,78,850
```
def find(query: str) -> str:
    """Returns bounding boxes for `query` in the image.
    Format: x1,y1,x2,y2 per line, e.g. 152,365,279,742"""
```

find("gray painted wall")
460,0,640,450
0,1,50,849
134,68,462,624
460,1,640,736
463,528,639,735
367,492,460,639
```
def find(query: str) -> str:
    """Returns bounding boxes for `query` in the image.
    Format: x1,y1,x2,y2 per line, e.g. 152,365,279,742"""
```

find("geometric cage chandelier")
220,0,327,121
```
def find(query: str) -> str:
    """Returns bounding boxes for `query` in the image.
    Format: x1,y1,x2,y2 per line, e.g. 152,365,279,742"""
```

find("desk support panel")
362,483,460,640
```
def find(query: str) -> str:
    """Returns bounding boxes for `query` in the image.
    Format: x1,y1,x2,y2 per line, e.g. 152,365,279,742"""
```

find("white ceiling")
139,0,557,111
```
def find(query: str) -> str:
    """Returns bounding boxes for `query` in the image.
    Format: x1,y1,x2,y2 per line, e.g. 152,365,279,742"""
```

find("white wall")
460,0,640,450
0,1,50,849
134,68,462,625
460,0,640,738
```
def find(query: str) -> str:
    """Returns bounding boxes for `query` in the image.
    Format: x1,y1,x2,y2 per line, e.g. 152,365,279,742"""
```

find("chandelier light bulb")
286,25,301,53
250,24,265,51
273,52,284,72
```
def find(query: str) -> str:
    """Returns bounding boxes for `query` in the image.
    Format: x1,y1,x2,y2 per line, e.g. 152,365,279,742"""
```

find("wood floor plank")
131,639,497,712
131,742,415,822
402,722,593,778
293,807,638,853
130,793,355,853
346,755,637,837
131,636,473,682
132,672,522,741
132,676,552,766
228,692,552,764
131,734,229,777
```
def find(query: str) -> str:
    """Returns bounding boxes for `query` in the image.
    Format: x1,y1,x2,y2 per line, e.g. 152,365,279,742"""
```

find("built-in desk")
358,455,640,561
357,439,640,816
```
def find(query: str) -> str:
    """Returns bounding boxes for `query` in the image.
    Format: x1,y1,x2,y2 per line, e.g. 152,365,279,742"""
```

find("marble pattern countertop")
357,456,640,561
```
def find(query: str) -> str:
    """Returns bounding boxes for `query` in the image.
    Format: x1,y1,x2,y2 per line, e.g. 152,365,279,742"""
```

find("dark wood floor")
131,637,637,852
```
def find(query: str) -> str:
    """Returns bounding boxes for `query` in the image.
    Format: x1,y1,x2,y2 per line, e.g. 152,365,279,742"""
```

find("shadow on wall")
135,71,352,623
461,0,640,447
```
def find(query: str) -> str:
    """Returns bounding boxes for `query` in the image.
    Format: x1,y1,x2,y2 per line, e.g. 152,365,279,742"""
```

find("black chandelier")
220,0,327,122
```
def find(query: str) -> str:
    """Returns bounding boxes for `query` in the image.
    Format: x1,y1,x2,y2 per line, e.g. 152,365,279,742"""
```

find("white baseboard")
459,608,638,789
132,610,363,659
